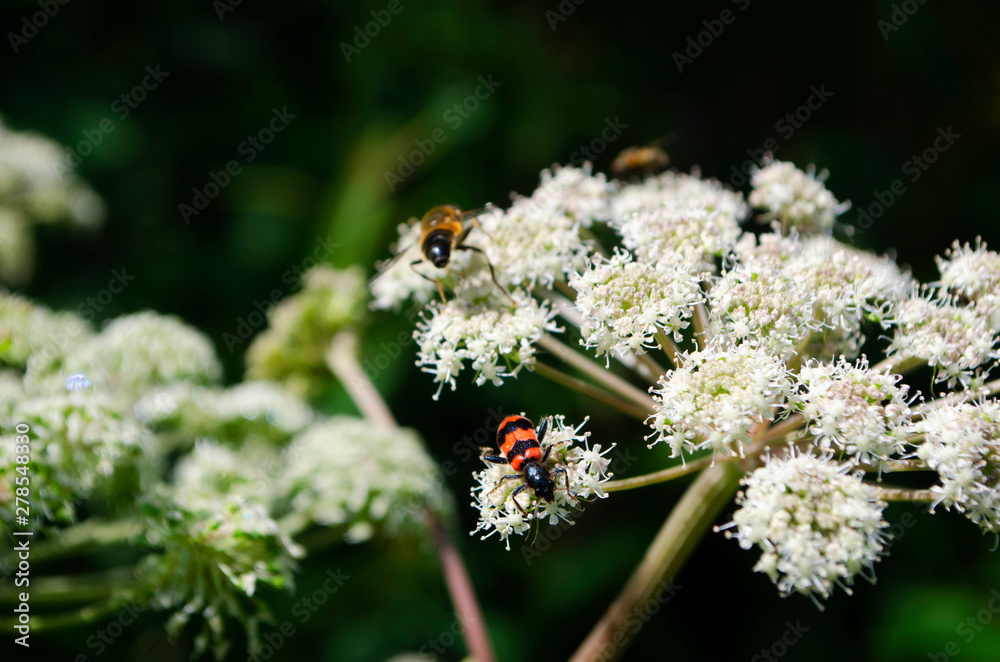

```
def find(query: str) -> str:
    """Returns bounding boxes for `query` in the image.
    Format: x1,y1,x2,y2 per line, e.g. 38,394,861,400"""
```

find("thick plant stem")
537,334,656,413
428,513,496,662
326,330,397,431
569,460,744,662
532,362,650,421
874,486,937,502
602,456,714,492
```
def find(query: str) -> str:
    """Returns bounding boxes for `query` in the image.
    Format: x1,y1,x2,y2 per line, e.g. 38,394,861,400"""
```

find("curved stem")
326,330,397,431
532,362,650,421
428,512,496,662
569,460,744,662
537,334,656,413
602,456,714,492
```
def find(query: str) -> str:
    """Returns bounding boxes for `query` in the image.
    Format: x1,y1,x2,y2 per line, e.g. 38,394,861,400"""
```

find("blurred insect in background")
610,145,670,179
374,203,512,303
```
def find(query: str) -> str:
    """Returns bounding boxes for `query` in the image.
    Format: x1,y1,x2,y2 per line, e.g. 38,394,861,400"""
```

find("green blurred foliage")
2,0,999,660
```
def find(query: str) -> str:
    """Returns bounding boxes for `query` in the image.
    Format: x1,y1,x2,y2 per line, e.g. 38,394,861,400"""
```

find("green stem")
602,456,714,492
870,352,925,376
692,303,711,351
569,460,744,662
537,334,656,413
532,362,650,421
0,568,139,605
0,518,142,568
0,595,137,631
653,329,679,368
873,486,936,502
880,459,933,473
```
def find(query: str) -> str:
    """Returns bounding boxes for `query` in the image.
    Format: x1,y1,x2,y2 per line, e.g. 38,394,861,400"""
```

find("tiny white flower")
721,449,887,601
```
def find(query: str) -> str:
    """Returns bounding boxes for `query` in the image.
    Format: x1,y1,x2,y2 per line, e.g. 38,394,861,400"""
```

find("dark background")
3,1,1000,661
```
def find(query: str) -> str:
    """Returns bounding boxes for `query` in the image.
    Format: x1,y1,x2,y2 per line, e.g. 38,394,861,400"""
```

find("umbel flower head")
246,265,367,397
274,416,449,542
471,416,613,550
647,342,794,460
748,160,847,235
0,116,105,284
134,380,314,446
796,357,912,470
915,399,1000,534
0,391,152,531
26,310,223,397
136,494,303,660
720,449,888,604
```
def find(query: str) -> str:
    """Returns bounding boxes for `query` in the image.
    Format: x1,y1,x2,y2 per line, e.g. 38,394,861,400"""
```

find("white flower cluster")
415,293,560,398
275,417,448,542
915,400,1000,534
722,450,887,602
936,238,1000,329
1,391,152,529
138,494,303,660
1,291,93,371
749,160,846,234
247,265,367,396
134,380,314,445
610,169,748,267
888,294,998,389
471,416,612,550
0,116,105,284
27,311,224,396
647,343,793,460
708,253,819,360
570,249,703,363
797,358,912,469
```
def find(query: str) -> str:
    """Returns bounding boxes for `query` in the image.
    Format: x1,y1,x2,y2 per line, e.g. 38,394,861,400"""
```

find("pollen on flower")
570,249,703,363
749,160,846,235
647,342,794,460
720,449,888,602
471,416,612,550
796,358,912,470
914,400,1000,534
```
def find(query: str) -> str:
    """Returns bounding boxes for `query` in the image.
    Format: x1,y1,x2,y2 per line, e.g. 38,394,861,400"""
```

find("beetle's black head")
523,462,555,502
